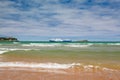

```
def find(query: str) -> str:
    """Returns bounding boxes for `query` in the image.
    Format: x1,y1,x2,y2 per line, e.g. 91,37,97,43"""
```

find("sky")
0,0,120,41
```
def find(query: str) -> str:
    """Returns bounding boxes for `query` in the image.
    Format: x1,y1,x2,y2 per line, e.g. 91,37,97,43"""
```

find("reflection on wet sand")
0,66,120,80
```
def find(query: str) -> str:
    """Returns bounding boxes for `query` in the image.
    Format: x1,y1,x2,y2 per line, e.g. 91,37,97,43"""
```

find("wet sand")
0,67,120,80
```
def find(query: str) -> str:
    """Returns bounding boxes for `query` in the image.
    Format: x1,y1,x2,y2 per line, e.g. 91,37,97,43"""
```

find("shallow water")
0,41,120,80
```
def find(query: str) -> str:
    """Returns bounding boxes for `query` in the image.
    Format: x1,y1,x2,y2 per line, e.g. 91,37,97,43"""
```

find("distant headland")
0,37,18,42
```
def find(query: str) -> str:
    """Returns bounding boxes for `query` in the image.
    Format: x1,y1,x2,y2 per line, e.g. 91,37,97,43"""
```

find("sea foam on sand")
0,62,80,69
0,62,116,71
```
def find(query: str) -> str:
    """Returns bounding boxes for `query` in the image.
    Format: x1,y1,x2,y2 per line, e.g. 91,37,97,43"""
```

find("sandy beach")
0,67,120,80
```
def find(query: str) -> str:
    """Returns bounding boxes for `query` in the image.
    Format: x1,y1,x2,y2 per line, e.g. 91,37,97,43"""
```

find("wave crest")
0,62,116,71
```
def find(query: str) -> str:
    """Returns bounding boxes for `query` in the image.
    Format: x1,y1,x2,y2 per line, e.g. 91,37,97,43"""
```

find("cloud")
0,0,120,40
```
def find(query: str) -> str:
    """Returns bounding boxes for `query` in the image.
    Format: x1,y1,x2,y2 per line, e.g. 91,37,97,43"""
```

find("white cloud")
0,0,120,40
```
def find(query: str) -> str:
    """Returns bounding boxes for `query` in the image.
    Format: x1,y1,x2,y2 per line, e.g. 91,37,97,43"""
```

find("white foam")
65,44,92,47
0,62,79,69
0,48,31,54
22,43,61,47
0,67,68,74
107,43,120,45
0,62,116,72
0,51,8,54
22,43,92,48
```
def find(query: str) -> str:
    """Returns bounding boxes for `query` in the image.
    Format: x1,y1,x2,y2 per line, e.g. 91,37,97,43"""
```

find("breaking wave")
0,51,8,54
0,62,73,69
0,62,116,72
0,48,31,54
22,43,92,48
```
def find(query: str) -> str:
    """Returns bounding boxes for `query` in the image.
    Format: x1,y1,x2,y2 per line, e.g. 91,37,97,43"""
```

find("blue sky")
0,0,120,41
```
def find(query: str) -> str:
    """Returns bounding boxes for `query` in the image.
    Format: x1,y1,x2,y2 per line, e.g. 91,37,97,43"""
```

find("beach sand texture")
0,67,120,80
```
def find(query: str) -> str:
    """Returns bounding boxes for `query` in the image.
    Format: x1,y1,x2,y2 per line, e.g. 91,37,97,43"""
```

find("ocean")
0,41,120,80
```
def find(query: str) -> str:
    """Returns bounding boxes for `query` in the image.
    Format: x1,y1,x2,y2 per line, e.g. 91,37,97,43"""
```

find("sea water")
0,41,120,80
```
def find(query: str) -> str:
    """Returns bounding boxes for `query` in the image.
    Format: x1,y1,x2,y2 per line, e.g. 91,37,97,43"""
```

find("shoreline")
0,66,120,80
0,41,120,80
